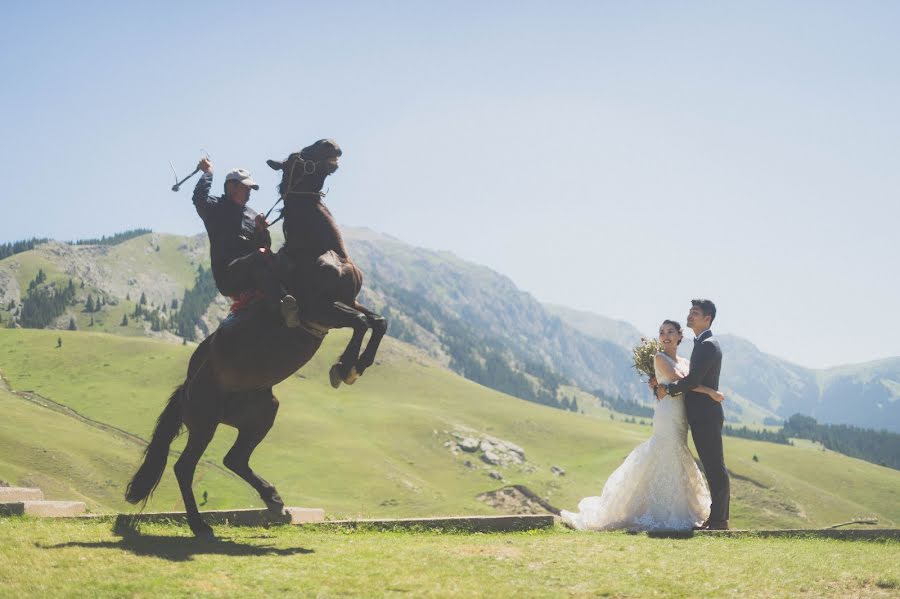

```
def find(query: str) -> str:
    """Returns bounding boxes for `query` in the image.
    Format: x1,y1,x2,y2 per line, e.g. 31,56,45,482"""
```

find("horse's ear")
266,159,284,171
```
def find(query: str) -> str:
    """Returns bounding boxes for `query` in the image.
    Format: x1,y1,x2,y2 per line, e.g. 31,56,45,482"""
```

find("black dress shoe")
705,520,729,530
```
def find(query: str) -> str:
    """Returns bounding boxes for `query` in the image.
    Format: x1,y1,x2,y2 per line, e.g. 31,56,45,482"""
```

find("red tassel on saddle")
229,289,265,314
228,248,274,313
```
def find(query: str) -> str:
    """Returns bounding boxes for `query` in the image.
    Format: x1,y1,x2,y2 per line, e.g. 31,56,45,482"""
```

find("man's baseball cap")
225,168,259,190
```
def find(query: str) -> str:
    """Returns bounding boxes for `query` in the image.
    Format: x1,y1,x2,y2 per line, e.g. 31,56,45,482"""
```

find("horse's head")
267,139,342,197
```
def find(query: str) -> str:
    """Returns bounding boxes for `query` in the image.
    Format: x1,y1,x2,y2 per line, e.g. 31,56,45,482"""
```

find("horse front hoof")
190,519,216,540
264,491,286,514
329,364,343,389
343,366,360,385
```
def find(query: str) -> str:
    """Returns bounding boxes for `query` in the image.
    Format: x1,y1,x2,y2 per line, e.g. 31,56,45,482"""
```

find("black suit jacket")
667,330,723,413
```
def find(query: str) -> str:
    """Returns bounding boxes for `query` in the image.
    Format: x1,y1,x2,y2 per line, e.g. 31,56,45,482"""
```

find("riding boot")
278,294,301,328
227,252,300,328
259,273,299,328
248,253,300,328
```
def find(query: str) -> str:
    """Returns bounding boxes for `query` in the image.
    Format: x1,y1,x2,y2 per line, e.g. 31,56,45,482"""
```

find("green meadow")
1,328,898,530
0,519,897,598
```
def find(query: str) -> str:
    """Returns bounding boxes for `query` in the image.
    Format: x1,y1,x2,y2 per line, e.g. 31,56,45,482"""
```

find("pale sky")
2,1,898,368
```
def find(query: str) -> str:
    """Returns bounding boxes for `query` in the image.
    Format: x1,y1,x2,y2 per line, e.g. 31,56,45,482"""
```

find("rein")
262,156,327,227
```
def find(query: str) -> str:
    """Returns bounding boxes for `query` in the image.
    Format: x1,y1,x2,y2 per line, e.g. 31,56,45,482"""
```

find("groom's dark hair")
691,299,717,324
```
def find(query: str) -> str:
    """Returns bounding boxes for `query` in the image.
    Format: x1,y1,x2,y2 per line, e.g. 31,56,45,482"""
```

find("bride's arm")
653,354,680,383
654,355,724,402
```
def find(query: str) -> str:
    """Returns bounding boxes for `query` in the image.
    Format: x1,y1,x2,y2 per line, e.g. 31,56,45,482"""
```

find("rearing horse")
125,139,387,538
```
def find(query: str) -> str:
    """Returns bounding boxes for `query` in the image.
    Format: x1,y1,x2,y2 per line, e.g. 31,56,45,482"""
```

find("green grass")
0,385,258,513
1,328,899,529
0,519,898,598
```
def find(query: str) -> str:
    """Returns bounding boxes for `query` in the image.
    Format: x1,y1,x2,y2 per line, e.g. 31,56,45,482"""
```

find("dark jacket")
192,172,268,289
667,330,723,411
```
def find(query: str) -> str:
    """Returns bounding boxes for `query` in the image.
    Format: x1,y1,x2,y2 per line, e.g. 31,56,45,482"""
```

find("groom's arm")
666,342,715,396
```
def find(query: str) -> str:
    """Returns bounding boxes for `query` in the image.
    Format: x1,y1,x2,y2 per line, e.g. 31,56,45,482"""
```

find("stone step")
316,514,556,532
0,500,86,517
106,507,325,527
106,511,549,532
0,487,44,502
694,528,900,541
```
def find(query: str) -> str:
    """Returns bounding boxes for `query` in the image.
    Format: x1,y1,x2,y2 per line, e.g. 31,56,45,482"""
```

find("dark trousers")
214,251,285,303
686,396,730,523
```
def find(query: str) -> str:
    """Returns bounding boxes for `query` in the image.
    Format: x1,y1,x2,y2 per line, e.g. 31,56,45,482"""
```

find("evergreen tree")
149,310,162,332
139,292,147,305
570,398,579,413
80,279,85,289
121,314,128,326
781,413,900,470
70,228,151,247
20,272,77,329
68,317,76,331
85,295,94,312
0,237,50,260
171,298,178,310
89,316,94,327
126,292,130,301
174,265,217,341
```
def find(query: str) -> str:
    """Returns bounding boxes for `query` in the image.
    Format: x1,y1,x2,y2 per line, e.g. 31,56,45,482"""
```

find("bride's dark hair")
661,319,683,345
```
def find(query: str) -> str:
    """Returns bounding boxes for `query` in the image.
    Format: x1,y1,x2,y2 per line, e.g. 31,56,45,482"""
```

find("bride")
560,320,722,531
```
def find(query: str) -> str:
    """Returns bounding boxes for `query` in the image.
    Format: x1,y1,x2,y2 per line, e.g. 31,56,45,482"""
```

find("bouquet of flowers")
632,337,664,381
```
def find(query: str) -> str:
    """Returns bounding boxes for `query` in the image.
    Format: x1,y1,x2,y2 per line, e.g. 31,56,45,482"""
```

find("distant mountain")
542,304,643,349
1,228,898,432
344,228,644,404
548,309,900,433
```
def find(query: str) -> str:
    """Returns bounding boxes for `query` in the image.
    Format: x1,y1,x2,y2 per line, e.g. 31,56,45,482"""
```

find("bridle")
263,155,329,226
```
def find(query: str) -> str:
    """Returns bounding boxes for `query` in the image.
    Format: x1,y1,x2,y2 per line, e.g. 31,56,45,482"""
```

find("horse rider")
192,158,300,328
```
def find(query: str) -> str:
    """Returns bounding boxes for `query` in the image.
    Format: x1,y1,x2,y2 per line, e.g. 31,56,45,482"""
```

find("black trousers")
214,251,285,303
686,396,730,522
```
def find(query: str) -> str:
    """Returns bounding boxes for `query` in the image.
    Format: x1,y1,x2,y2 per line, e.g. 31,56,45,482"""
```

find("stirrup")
280,295,301,328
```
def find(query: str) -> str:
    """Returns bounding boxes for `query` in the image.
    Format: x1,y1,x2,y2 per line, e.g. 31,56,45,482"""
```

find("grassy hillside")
0,385,257,513
1,329,898,529
3,231,899,433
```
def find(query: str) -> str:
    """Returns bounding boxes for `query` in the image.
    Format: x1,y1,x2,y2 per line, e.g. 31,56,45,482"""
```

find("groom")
655,299,730,530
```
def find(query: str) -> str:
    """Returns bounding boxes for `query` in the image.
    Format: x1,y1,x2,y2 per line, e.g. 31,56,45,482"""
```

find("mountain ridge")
1,228,897,432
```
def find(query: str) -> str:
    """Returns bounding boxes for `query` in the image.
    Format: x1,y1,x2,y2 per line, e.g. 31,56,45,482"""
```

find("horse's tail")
125,385,183,506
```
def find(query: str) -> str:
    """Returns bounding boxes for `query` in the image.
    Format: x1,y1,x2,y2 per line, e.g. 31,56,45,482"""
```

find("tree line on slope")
781,413,900,470
0,229,152,262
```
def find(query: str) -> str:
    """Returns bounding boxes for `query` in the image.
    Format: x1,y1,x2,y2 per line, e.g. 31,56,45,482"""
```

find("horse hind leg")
305,300,369,388
173,423,218,539
335,301,374,386
222,390,284,513
353,304,387,378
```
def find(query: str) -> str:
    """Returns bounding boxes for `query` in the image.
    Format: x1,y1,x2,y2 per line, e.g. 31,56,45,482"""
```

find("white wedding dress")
560,353,711,531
